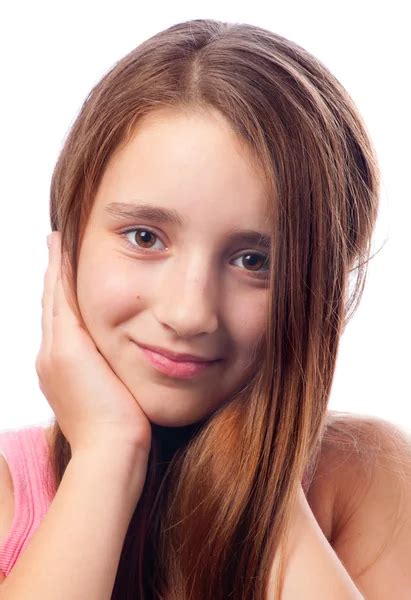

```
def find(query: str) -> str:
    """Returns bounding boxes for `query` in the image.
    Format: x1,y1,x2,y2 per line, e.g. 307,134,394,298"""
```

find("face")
76,107,272,427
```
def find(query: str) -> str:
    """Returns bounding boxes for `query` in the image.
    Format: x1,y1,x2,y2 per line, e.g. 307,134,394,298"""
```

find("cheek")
230,295,268,351
77,259,140,327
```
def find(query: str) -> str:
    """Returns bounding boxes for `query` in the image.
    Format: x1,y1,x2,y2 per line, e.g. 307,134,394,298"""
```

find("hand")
35,231,152,456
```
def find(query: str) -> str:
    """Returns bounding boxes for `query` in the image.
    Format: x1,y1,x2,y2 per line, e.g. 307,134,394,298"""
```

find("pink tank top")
0,426,56,577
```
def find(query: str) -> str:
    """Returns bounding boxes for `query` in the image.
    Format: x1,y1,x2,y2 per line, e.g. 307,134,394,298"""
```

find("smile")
134,342,222,380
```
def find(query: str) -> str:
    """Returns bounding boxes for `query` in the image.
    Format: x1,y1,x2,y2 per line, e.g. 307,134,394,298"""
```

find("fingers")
41,232,60,353
41,232,81,357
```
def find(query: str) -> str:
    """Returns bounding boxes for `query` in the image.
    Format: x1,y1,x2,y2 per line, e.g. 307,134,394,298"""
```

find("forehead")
93,107,272,229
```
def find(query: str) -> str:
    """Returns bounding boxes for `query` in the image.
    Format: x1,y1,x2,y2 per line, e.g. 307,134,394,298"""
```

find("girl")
0,18,410,599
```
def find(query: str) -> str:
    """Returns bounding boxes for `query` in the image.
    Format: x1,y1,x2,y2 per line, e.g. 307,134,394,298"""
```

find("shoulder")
0,425,53,542
0,454,14,548
311,413,411,598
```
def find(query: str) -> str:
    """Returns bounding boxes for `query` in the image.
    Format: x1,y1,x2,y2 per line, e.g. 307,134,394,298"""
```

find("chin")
147,410,206,428
140,401,215,429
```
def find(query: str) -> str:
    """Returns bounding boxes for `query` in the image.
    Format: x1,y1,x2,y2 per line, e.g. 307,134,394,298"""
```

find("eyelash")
119,227,270,278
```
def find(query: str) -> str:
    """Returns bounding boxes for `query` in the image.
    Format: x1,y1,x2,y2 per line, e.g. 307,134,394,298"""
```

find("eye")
231,252,270,276
120,228,270,277
122,227,166,252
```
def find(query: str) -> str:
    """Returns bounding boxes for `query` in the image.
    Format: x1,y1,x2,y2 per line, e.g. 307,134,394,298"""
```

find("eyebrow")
104,201,272,249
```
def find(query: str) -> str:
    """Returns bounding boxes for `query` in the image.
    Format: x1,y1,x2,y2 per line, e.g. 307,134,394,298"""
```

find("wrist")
70,424,151,457
70,437,150,500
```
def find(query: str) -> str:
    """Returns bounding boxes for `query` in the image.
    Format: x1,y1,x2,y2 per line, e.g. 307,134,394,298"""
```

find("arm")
266,484,364,599
279,485,364,599
0,438,147,600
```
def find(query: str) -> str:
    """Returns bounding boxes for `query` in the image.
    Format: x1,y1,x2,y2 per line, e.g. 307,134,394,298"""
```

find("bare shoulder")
308,413,411,598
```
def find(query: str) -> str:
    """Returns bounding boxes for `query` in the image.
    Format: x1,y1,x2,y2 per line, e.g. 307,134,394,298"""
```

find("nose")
153,258,220,337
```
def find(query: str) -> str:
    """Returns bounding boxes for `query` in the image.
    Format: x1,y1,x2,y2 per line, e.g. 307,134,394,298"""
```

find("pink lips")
136,344,220,379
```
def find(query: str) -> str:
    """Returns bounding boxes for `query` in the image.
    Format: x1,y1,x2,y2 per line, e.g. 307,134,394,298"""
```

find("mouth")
136,341,221,363
133,342,222,380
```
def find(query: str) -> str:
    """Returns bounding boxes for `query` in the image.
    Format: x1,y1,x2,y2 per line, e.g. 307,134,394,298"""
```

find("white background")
0,1,409,434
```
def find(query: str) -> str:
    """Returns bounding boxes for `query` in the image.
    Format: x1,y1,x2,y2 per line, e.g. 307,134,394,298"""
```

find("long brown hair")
47,19,380,598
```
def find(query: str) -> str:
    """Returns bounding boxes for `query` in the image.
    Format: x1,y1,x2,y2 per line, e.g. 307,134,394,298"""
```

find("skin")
75,107,272,427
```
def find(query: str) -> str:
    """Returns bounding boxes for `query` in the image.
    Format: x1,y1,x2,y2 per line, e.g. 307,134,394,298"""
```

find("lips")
136,343,220,380
136,342,220,363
